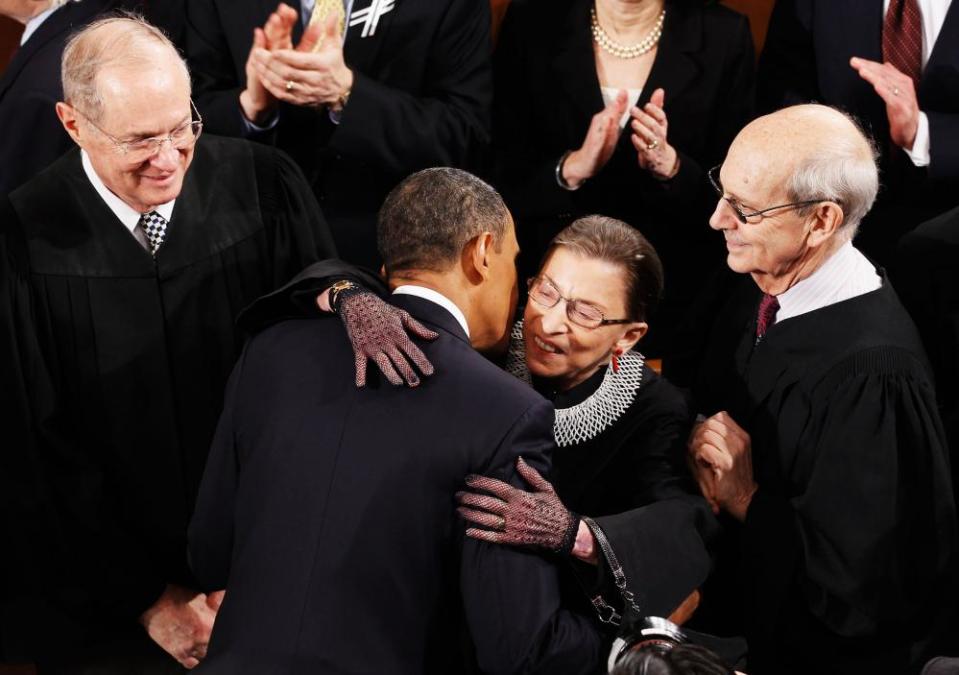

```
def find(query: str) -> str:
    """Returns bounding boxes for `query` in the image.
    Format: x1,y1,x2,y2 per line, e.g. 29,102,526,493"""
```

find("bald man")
687,105,957,674
0,14,334,673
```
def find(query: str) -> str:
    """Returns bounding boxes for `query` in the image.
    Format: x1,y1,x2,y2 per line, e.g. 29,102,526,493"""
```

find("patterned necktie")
755,293,780,342
138,211,168,256
883,0,923,86
308,0,347,50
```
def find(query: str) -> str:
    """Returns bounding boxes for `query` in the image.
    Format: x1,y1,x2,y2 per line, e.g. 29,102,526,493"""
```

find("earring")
612,350,622,374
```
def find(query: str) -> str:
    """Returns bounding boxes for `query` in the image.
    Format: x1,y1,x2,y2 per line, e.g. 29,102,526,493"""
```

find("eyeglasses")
527,276,632,329
76,100,204,163
708,164,831,224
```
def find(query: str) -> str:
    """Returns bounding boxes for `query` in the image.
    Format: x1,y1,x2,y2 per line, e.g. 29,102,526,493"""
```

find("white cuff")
904,112,930,167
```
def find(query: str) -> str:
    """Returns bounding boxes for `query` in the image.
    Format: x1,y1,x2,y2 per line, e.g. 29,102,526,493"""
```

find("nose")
149,139,181,171
539,300,570,335
709,199,736,232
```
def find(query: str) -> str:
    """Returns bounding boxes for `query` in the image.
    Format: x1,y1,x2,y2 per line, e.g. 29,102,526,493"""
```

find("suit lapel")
641,4,702,110
1,4,71,100
343,0,398,75
553,0,605,130
924,0,959,78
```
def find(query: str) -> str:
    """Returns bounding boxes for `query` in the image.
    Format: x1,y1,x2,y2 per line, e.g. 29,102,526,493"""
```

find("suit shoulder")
698,2,751,29
442,338,550,413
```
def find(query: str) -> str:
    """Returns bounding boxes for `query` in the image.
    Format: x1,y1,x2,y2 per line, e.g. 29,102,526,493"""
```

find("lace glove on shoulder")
336,287,438,387
456,457,579,555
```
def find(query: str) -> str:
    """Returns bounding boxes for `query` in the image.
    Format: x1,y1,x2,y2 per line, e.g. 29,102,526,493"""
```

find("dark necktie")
138,211,168,256
755,293,780,342
883,0,923,87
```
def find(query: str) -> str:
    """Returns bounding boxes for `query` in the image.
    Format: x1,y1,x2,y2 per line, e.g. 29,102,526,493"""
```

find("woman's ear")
614,322,647,354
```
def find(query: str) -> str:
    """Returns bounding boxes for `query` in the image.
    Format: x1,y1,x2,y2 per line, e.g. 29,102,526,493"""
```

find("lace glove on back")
337,289,438,387
456,457,579,555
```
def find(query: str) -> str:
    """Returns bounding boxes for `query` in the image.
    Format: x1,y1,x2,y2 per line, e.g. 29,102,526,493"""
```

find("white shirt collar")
80,150,175,232
392,285,470,338
775,241,882,323
21,3,60,45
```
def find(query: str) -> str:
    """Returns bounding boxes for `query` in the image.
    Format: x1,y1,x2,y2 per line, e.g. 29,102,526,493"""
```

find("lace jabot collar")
505,320,645,447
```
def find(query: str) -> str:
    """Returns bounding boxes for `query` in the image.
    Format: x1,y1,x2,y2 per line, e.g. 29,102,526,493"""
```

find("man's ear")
807,202,844,248
56,102,84,147
462,231,495,284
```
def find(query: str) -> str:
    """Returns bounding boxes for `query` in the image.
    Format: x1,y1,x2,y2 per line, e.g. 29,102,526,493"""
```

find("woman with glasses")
458,215,717,634
491,0,756,376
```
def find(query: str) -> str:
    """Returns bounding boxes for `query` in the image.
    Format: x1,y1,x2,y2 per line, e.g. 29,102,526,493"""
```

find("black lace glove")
456,457,579,555
337,289,438,387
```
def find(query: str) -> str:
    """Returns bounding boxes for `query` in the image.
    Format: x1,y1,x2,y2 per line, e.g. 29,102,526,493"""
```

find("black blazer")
492,0,754,287
0,0,115,197
186,0,493,267
757,0,959,261
188,295,603,674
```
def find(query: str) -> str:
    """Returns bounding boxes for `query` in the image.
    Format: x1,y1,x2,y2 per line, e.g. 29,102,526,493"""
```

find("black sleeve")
0,210,166,660
186,0,265,139
927,110,959,181
743,350,957,643
187,347,248,592
756,0,820,113
460,398,605,674
329,0,493,174
0,87,73,197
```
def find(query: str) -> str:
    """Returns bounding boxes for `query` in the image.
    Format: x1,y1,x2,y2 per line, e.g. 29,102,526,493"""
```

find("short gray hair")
61,13,188,122
786,112,879,241
378,168,510,275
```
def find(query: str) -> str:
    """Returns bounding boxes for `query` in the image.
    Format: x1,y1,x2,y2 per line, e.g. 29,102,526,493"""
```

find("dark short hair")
612,644,733,675
378,168,510,275
546,215,664,322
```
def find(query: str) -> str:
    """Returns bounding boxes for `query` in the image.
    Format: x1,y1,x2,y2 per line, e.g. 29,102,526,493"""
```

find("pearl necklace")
591,4,666,60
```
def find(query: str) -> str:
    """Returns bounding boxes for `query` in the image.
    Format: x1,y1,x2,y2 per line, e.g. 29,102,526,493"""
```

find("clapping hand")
240,3,299,124
687,411,758,522
561,89,630,188
850,57,921,151
251,12,354,109
630,88,679,179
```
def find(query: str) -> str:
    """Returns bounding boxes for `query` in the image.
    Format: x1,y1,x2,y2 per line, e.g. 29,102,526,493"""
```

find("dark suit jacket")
491,0,754,364
757,0,959,263
188,294,603,675
0,0,115,197
897,205,959,454
186,0,493,267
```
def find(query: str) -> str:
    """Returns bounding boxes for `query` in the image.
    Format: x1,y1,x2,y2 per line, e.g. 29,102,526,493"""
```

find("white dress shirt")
882,0,953,167
775,242,882,324
81,150,175,250
392,285,470,338
20,2,61,45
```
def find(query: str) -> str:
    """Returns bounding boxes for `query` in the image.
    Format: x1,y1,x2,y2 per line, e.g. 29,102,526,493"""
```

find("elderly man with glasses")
0,13,335,673
687,104,957,675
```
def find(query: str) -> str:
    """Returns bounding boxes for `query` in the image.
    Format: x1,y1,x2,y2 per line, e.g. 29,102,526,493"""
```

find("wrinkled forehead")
95,59,192,134
722,131,797,203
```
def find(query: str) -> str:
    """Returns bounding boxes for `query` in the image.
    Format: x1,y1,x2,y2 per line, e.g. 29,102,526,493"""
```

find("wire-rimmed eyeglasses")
708,164,834,224
527,276,632,329
76,100,203,163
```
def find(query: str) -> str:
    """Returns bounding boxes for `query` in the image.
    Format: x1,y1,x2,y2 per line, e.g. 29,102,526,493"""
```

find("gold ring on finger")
647,139,659,150
285,80,296,93
892,86,900,96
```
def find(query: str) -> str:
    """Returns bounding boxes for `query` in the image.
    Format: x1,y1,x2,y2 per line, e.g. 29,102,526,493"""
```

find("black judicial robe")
531,364,720,623
693,275,959,675
0,135,335,660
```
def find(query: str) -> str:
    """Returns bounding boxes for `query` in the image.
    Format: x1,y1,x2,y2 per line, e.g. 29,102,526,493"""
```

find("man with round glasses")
686,104,957,674
0,13,335,673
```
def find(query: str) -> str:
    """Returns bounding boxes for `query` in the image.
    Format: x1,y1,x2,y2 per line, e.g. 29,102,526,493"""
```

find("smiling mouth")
533,335,562,354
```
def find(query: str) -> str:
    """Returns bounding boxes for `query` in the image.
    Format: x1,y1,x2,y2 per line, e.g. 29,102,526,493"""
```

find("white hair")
785,113,880,242
61,13,189,122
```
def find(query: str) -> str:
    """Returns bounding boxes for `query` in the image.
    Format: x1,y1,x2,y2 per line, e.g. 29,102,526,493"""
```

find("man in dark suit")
757,0,959,268
188,168,603,674
185,0,492,268
1,14,335,672
0,0,116,196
